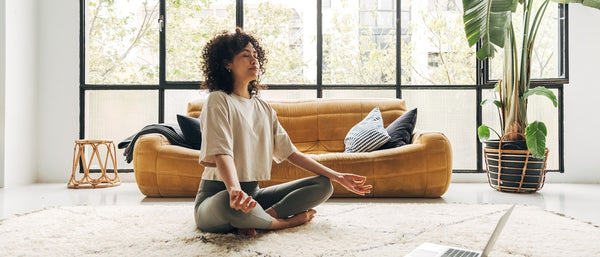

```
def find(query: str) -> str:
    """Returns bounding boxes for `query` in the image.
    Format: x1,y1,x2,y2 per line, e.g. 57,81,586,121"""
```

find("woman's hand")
229,189,258,213
335,173,373,196
284,152,373,196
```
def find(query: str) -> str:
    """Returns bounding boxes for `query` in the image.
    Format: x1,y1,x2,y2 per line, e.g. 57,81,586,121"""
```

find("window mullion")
560,4,568,80
317,0,323,98
79,0,86,140
396,0,401,99
159,0,166,123
476,50,484,172
237,0,244,28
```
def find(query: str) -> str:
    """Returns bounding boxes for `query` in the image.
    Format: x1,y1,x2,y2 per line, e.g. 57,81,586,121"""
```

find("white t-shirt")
198,90,297,182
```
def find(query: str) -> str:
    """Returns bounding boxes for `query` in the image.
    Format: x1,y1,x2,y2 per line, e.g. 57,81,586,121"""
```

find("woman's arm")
215,154,257,213
285,151,372,196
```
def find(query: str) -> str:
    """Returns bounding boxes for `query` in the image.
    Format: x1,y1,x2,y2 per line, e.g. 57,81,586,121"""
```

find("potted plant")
461,0,600,192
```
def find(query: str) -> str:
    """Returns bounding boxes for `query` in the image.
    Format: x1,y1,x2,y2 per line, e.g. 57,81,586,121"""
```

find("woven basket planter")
483,133,549,193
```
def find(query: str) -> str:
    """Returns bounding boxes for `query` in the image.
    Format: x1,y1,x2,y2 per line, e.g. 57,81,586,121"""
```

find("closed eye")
240,49,257,58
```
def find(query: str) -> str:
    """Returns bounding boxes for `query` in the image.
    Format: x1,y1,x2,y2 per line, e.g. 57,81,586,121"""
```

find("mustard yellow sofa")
133,98,452,198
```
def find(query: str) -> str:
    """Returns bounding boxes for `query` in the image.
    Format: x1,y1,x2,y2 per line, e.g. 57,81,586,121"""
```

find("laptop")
405,205,515,257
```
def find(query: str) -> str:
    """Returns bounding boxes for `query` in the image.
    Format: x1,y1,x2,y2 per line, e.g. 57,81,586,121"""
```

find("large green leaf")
462,0,518,60
525,121,548,159
523,86,558,107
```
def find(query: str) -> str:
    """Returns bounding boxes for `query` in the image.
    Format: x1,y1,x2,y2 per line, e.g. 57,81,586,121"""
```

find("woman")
195,28,372,237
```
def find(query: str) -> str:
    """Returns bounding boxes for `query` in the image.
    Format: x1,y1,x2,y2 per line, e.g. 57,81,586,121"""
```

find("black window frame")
79,0,568,173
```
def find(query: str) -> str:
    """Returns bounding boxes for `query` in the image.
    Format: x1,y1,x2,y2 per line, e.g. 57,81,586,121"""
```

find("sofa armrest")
369,129,453,197
132,134,169,196
133,133,204,197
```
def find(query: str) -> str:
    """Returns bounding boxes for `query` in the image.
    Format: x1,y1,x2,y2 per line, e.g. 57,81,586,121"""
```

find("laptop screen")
481,205,515,257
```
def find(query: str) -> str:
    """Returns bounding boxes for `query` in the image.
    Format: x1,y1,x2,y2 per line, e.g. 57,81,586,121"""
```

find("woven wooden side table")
68,140,120,188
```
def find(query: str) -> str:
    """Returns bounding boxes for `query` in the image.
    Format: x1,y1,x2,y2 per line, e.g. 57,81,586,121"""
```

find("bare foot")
237,228,257,238
269,209,317,230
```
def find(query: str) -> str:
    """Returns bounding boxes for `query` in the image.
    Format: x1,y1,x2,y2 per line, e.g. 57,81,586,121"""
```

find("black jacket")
118,123,191,163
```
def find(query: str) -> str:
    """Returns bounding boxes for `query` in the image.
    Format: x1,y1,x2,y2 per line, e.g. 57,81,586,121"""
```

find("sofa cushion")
177,114,202,150
377,108,417,150
344,107,391,153
190,98,409,153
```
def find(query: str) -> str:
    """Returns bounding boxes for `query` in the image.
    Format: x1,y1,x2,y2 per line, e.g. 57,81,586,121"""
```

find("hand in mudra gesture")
336,173,372,196
229,189,258,213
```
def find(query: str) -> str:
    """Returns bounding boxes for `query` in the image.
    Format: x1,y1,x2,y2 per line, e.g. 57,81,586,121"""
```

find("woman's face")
228,43,259,84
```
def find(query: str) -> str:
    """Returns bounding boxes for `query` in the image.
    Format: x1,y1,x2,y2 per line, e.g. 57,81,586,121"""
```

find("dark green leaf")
476,41,495,60
525,121,548,159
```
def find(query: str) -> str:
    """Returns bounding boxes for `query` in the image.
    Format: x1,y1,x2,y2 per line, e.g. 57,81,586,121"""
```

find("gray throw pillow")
344,107,391,153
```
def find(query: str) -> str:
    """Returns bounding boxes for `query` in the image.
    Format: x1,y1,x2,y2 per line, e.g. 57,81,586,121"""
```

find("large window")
81,0,567,173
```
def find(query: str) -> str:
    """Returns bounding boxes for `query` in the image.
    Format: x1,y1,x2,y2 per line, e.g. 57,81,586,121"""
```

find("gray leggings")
194,176,333,233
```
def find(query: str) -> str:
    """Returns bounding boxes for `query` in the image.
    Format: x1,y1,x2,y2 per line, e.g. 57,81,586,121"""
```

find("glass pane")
489,2,561,80
164,90,209,124
85,91,158,170
400,0,476,85
323,0,396,84
481,88,559,170
260,90,316,100
322,89,396,98
244,0,317,84
400,16,409,35
166,0,235,81
400,1,410,35
85,0,159,84
402,89,477,170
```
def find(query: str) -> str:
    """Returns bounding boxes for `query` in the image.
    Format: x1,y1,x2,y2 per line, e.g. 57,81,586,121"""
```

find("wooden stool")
68,140,120,188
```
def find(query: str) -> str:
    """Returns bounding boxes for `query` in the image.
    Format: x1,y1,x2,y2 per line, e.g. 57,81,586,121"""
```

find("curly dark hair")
201,27,267,95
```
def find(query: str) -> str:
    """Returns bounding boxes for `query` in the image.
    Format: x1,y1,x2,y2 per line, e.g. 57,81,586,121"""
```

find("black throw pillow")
177,114,202,150
377,108,417,150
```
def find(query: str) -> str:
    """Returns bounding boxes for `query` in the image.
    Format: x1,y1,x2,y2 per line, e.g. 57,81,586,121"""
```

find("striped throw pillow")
344,107,391,153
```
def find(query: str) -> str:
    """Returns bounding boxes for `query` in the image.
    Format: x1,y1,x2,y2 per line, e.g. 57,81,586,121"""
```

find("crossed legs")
194,176,333,234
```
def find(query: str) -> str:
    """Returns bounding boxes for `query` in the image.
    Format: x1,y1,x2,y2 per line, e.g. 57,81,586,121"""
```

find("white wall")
0,0,6,188
2,0,38,187
556,4,600,183
23,2,600,184
36,0,79,183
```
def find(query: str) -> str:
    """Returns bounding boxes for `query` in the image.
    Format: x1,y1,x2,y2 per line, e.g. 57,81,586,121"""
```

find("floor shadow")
140,197,194,204
326,197,449,204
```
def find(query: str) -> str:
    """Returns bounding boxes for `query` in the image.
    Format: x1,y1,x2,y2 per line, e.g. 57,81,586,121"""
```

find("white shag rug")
1,203,599,257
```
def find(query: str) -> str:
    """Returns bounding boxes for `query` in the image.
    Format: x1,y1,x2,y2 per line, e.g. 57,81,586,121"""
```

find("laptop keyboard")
440,248,479,257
